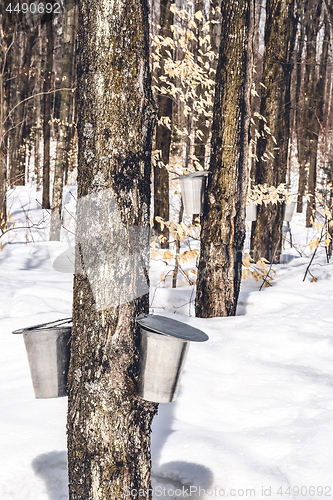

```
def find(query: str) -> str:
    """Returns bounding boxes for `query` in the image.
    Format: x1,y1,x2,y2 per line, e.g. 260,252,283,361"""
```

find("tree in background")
49,0,76,240
0,8,13,231
153,0,173,248
250,0,297,264
295,0,329,226
195,0,254,317
42,19,53,209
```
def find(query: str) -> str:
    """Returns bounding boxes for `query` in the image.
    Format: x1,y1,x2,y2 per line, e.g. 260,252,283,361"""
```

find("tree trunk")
67,0,158,498
35,25,43,190
195,0,254,318
50,0,76,240
42,20,53,209
0,17,13,230
192,0,209,170
305,3,328,226
0,53,7,232
250,0,297,264
8,31,24,186
19,28,36,185
295,8,307,213
153,0,173,249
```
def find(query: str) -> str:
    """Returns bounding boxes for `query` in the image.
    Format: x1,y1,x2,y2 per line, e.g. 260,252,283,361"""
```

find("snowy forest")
1,0,333,499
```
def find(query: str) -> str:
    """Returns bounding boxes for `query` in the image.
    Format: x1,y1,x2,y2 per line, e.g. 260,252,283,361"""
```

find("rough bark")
0,13,13,230
153,0,173,249
42,20,53,209
250,0,297,264
50,0,76,240
67,0,158,498
195,0,254,318
305,2,328,226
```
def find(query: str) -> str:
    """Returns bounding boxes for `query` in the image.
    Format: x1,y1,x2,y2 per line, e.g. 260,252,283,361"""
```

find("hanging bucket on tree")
282,201,296,222
13,318,72,399
177,171,209,215
136,315,208,403
245,203,257,221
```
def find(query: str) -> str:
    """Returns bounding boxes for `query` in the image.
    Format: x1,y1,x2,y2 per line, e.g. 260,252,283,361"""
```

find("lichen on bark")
67,0,158,498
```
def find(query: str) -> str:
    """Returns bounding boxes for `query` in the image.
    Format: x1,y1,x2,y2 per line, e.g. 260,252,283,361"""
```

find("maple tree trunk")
8,32,24,186
250,0,297,264
42,20,53,209
153,0,173,249
35,26,43,190
195,0,254,318
305,10,329,226
50,0,76,240
295,11,306,213
0,16,13,230
67,0,158,498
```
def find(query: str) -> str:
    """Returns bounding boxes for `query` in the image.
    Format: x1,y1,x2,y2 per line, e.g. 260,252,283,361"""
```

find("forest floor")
0,185,332,500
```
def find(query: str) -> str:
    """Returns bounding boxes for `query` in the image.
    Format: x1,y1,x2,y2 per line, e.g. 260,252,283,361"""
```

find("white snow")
1,187,333,499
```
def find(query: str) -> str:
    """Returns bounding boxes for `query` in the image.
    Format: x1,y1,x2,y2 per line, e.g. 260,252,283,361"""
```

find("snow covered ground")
1,186,333,499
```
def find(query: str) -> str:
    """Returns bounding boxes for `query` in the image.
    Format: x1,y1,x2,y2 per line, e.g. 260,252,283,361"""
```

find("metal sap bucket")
136,315,208,403
246,203,257,221
282,201,296,222
13,318,72,399
177,171,209,215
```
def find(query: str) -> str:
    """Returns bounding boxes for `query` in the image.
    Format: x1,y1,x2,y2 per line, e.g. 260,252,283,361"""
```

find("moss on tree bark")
67,0,158,498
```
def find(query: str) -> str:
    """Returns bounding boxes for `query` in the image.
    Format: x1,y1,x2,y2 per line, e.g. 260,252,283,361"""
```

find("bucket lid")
136,315,208,342
173,171,210,181
12,318,72,334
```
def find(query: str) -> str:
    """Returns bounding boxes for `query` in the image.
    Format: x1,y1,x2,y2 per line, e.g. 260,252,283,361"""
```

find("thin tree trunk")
35,26,43,190
192,0,208,170
42,21,53,209
195,0,254,318
50,0,76,240
153,0,173,249
18,28,36,185
295,8,307,213
67,0,158,498
9,31,24,186
305,7,329,226
0,18,13,230
172,199,184,288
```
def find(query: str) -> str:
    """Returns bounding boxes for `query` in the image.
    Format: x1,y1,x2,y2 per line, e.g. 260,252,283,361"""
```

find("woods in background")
0,0,333,308
0,0,77,233
2,1,333,497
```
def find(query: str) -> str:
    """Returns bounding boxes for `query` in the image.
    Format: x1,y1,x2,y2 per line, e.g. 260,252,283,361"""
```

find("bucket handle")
12,317,72,334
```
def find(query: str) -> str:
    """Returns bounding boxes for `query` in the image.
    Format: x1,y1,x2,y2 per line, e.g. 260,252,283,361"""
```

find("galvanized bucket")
13,318,72,399
177,171,209,215
246,203,257,221
136,315,208,403
282,201,296,222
